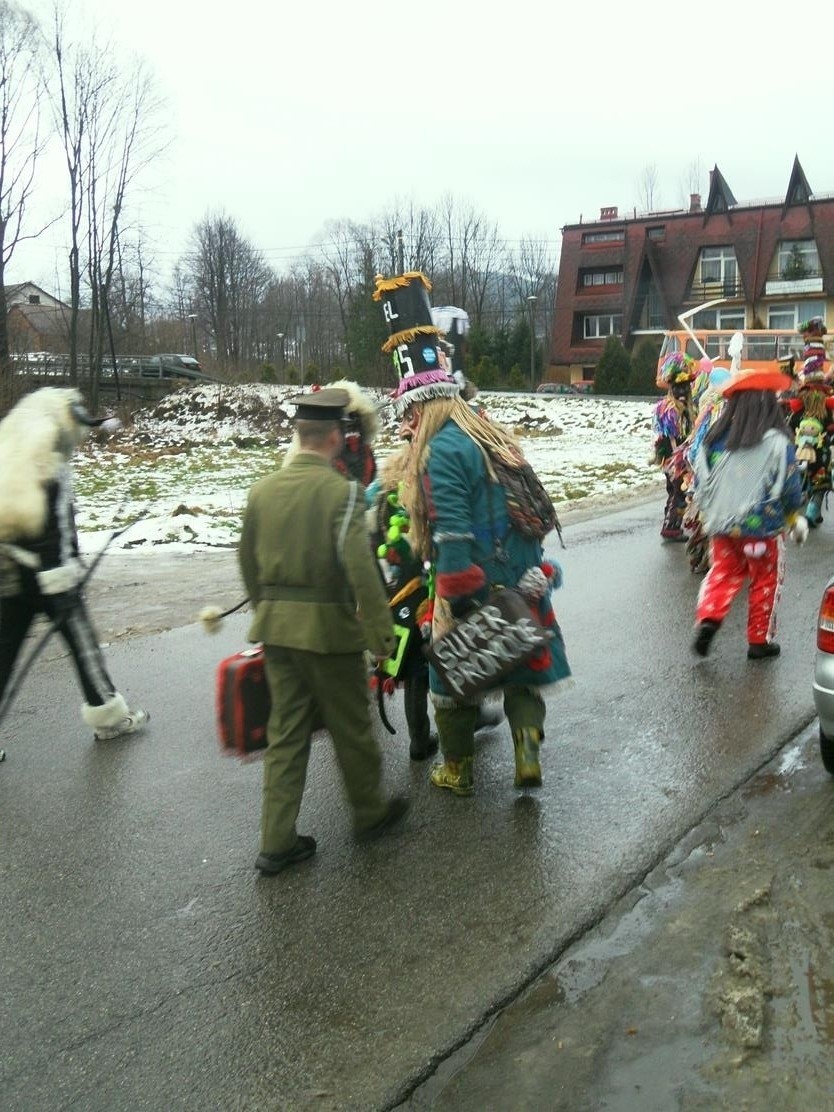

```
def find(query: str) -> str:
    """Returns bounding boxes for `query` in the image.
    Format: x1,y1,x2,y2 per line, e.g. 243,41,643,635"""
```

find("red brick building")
550,157,833,383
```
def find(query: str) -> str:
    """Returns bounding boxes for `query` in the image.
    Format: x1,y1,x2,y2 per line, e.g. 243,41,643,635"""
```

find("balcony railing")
687,279,745,301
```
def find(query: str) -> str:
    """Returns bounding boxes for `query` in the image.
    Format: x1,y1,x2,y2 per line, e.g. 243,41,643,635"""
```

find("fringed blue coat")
422,418,571,699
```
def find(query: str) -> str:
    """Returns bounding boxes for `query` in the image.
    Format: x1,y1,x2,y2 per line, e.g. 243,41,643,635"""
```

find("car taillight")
817,586,834,653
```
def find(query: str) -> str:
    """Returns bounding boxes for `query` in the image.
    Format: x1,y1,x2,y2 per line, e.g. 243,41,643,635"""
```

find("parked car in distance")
536,383,574,394
140,354,206,380
812,576,834,773
571,380,595,394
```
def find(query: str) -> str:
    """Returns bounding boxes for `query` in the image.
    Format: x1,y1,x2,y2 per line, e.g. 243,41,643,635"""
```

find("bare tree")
85,59,165,404
680,158,706,208
318,218,374,368
434,195,502,325
378,199,442,276
636,162,660,213
507,236,559,371
0,1,49,380
186,211,274,374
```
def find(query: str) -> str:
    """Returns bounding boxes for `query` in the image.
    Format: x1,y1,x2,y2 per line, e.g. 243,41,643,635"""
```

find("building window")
647,226,665,241
692,306,746,330
584,314,622,339
699,246,738,286
646,288,665,329
581,268,623,287
777,240,820,279
27,294,40,305
582,230,624,245
767,301,825,330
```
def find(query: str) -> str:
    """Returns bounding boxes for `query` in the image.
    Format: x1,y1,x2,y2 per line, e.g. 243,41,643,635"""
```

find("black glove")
449,595,479,620
47,589,80,625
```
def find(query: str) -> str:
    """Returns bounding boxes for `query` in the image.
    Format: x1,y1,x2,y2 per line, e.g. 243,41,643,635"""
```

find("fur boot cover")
82,692,130,728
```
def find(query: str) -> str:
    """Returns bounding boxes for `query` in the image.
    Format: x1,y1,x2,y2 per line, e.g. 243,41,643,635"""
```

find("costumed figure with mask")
0,388,148,743
782,317,834,527
369,443,439,760
374,271,571,797
652,351,697,540
680,359,730,573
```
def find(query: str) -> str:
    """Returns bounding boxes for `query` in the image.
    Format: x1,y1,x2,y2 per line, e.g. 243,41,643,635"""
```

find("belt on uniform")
260,585,354,604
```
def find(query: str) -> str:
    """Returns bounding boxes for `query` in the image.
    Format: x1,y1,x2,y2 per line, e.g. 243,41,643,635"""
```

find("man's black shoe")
255,835,317,876
747,642,781,660
693,619,721,657
356,796,410,843
409,733,439,761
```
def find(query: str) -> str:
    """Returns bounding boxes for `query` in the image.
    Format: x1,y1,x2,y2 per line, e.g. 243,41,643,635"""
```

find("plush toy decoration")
795,416,824,464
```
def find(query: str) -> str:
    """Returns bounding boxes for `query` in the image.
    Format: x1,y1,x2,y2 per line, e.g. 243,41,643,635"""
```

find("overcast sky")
13,0,834,296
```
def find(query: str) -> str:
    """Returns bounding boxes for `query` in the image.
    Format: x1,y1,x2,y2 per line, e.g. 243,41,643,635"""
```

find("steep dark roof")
704,165,737,220
784,155,813,211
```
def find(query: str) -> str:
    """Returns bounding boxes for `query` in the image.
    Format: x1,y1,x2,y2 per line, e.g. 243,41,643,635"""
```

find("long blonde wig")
400,397,525,557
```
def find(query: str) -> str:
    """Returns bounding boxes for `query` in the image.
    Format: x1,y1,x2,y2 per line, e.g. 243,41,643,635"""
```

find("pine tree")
594,336,631,394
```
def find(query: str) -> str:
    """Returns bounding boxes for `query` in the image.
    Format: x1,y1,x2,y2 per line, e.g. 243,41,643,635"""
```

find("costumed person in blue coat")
0,388,148,742
373,272,571,796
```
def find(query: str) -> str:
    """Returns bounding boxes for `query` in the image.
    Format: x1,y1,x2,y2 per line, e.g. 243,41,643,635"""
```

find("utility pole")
397,228,404,274
527,295,538,389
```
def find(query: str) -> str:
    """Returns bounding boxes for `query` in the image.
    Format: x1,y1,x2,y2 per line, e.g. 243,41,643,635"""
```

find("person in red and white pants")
691,368,805,660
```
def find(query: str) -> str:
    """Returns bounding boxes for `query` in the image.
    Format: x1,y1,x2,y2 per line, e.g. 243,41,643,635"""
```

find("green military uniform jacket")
238,452,395,658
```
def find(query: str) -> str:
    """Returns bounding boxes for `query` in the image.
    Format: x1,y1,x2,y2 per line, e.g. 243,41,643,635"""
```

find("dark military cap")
288,388,350,421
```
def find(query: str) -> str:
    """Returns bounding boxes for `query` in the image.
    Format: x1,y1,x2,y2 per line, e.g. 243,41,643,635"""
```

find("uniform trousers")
261,645,388,854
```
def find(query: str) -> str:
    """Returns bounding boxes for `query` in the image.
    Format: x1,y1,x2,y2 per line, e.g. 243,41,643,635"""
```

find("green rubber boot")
430,757,475,797
513,726,542,788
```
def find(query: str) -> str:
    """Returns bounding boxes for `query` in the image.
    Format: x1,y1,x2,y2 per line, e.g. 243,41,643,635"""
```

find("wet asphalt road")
0,496,828,1111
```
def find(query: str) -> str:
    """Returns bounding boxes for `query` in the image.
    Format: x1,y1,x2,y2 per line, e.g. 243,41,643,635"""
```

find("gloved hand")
37,561,81,596
790,517,809,545
449,595,479,619
518,562,563,601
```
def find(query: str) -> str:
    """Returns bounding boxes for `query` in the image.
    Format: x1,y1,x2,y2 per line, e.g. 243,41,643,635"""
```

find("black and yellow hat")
373,271,460,415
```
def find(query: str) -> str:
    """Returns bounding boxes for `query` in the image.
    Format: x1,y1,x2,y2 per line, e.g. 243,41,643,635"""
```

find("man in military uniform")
238,388,409,876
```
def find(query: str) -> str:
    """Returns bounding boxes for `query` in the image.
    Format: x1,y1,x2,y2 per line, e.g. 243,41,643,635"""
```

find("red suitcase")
216,645,271,759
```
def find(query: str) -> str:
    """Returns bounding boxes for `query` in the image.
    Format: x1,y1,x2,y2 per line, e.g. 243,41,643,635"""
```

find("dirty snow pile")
73,383,661,554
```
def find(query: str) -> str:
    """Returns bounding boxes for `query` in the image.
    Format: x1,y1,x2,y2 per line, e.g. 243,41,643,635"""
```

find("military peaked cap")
288,388,350,421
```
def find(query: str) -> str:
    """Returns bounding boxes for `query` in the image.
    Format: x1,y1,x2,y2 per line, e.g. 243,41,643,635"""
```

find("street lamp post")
527,295,538,389
187,313,198,357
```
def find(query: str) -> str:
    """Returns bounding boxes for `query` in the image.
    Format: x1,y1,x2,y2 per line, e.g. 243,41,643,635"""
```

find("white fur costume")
0,388,147,740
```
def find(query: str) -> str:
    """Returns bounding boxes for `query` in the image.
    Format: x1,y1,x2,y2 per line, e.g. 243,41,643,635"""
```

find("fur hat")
373,272,460,416
0,388,104,542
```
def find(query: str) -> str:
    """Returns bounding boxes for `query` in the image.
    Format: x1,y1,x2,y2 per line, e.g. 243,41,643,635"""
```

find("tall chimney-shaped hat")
373,271,460,414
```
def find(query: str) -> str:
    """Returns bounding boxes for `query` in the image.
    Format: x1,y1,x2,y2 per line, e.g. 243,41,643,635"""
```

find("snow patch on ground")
73,384,661,554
